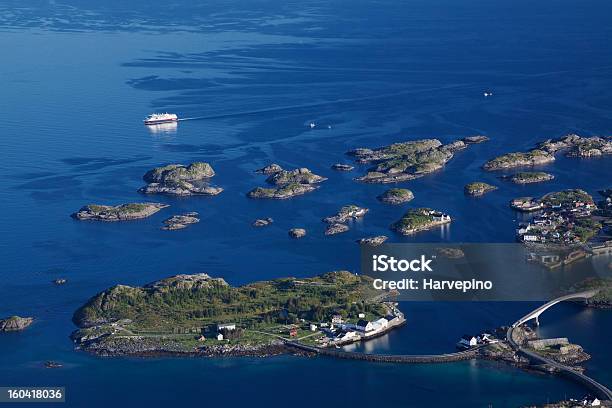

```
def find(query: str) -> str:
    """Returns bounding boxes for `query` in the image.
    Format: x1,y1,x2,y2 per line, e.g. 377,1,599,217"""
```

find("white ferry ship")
144,113,178,125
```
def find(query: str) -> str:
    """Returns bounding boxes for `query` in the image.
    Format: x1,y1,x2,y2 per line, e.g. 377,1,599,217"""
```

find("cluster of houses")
316,306,405,346
510,197,544,212
429,211,451,223
568,396,602,407
456,333,498,349
515,199,597,245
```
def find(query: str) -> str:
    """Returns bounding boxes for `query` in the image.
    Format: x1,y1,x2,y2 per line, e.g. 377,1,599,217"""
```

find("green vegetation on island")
71,271,388,356
247,183,317,199
348,139,468,183
266,168,327,185
0,316,33,332
483,150,554,171
140,162,222,196
464,182,497,196
377,188,414,204
484,134,612,171
509,172,554,184
71,203,169,221
143,162,215,183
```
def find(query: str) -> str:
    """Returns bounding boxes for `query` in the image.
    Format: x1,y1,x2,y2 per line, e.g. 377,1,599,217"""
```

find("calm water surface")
1,0,611,406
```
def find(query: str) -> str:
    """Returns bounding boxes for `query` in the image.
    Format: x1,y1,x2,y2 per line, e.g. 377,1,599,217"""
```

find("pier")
286,341,482,363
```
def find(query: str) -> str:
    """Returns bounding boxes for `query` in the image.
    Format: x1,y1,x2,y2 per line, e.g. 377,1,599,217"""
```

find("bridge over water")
507,289,612,401
512,289,600,328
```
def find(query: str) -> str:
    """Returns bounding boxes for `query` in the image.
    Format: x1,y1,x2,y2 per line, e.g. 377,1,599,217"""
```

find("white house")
217,333,224,341
432,213,451,222
458,335,478,348
372,318,389,331
356,319,374,332
358,313,366,319
217,323,236,331
331,315,343,325
310,324,317,332
522,234,539,242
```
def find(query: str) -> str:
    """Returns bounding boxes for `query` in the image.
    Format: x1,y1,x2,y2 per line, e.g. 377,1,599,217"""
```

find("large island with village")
70,271,405,357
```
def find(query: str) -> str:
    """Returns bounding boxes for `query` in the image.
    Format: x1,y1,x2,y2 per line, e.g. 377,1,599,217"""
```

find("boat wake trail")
177,83,473,122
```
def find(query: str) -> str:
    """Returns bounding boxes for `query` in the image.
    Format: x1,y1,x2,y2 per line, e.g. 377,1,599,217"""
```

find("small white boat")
144,113,178,125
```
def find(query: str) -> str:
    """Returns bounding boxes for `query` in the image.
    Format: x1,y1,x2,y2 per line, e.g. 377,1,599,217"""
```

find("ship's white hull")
144,118,178,125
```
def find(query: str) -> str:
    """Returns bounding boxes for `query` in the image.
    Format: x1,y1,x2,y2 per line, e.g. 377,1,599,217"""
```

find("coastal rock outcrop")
253,217,274,227
348,139,468,183
139,181,223,196
391,208,451,235
537,134,612,157
322,205,368,235
461,135,489,144
483,150,554,171
0,316,33,332
508,172,554,184
377,188,414,204
464,182,497,196
162,212,200,230
331,163,354,171
265,168,327,185
357,236,388,246
288,228,306,238
72,203,169,221
249,166,325,199
140,162,222,197
143,162,215,183
255,163,283,175
323,205,369,224
247,183,317,199
484,134,612,171
324,223,350,235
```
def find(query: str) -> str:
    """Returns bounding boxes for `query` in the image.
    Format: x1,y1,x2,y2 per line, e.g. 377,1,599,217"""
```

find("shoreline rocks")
348,139,469,184
72,203,169,221
265,168,327,186
377,188,414,204
323,205,368,235
461,135,489,144
144,162,215,183
391,208,451,235
249,166,325,199
483,150,555,171
357,236,388,246
253,218,274,227
325,223,349,235
162,212,200,230
484,134,612,171
508,172,554,184
140,162,221,197
0,316,33,332
331,163,354,171
247,183,317,199
289,228,306,238
464,182,497,196
255,163,283,175
139,182,223,196
323,205,369,224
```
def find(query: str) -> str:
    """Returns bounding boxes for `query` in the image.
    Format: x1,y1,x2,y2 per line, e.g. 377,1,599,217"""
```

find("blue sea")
1,0,611,406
